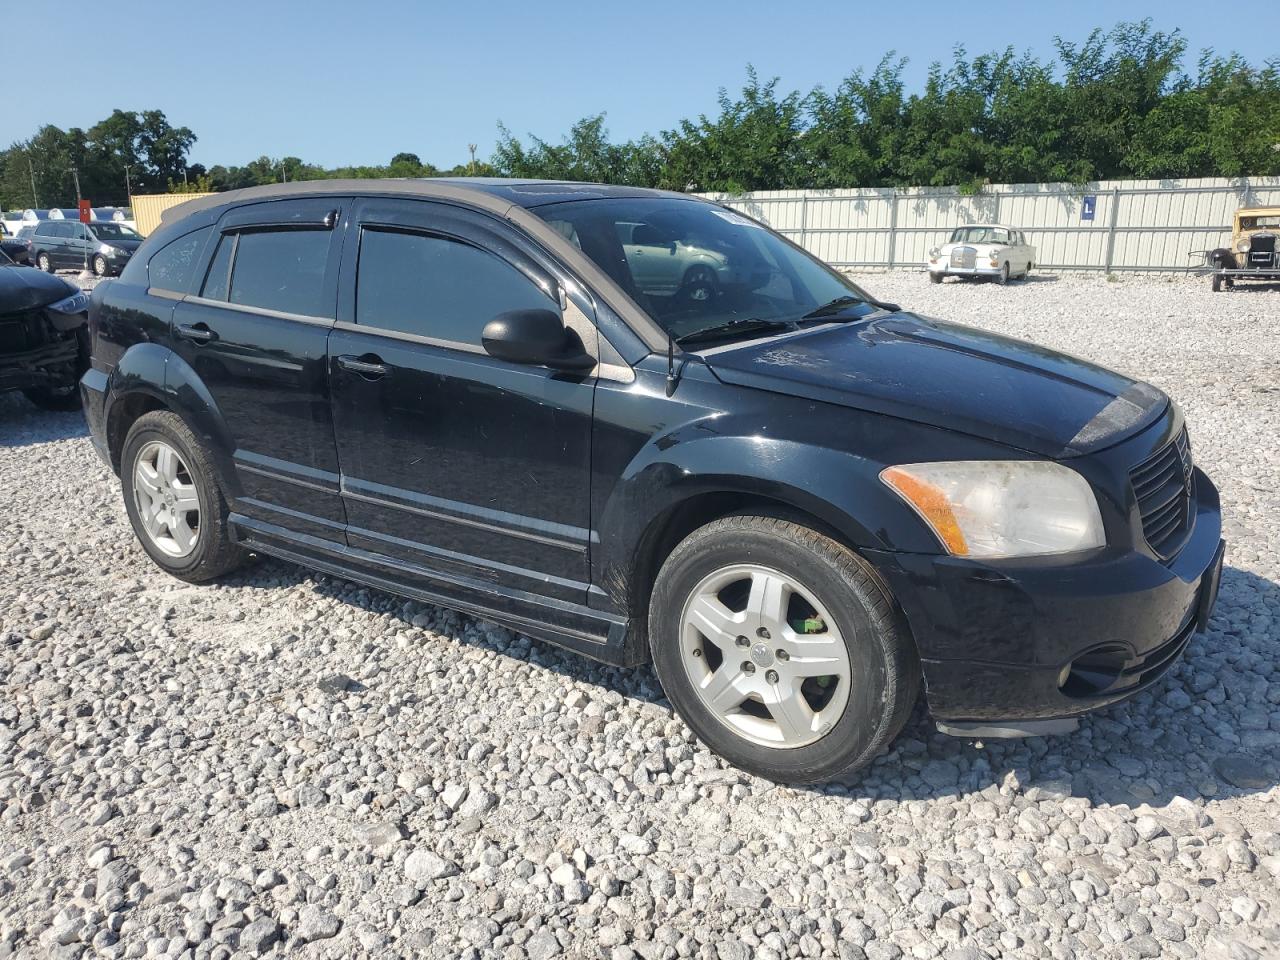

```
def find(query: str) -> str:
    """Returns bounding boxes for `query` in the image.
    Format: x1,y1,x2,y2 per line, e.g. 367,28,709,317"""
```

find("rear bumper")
80,365,112,465
867,472,1223,724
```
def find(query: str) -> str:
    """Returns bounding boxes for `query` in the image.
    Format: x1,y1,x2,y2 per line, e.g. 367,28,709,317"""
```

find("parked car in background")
30,219,144,276
0,230,33,265
1207,206,1280,292
0,246,90,409
84,179,1222,784
927,225,1035,284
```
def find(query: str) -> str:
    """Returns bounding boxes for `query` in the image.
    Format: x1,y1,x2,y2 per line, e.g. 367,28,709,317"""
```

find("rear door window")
202,228,332,317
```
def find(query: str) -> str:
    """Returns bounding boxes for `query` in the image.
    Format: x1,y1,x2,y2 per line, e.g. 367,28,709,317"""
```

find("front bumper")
0,337,80,391
868,471,1223,724
928,263,1002,278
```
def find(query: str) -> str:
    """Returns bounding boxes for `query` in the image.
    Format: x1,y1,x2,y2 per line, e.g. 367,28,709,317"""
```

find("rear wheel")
1211,273,1222,292
648,515,919,783
121,410,249,582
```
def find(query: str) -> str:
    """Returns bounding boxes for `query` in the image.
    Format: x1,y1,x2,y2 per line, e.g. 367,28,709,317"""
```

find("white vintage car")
927,224,1036,284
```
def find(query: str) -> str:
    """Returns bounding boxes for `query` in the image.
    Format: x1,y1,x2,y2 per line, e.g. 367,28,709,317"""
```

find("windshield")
1240,215,1280,230
533,197,877,342
90,222,142,241
949,226,1011,244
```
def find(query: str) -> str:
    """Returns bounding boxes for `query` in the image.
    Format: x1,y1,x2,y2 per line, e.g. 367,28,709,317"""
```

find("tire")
648,515,919,784
21,327,88,411
928,272,943,284
1211,273,1222,292
1023,262,1033,279
121,410,249,583
92,254,108,277
37,252,53,273
680,265,719,303
995,262,1009,285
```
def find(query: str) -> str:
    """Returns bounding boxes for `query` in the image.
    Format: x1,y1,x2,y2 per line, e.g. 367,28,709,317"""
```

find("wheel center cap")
750,642,773,667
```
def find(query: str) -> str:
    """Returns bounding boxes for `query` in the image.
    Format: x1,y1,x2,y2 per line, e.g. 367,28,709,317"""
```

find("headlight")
48,291,90,314
1235,238,1250,253
929,246,941,258
881,461,1105,558
98,243,118,256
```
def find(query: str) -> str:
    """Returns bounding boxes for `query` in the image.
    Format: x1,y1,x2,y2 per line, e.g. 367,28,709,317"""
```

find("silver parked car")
927,225,1036,285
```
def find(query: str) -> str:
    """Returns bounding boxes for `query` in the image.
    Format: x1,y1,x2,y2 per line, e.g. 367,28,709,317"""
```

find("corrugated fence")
131,192,215,236
704,177,1280,273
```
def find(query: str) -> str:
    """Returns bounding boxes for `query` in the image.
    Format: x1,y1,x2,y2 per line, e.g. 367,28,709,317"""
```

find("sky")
6,0,1277,171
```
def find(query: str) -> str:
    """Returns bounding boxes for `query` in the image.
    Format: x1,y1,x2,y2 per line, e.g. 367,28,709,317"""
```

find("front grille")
1130,427,1193,558
1248,234,1276,254
0,315,36,354
950,246,976,268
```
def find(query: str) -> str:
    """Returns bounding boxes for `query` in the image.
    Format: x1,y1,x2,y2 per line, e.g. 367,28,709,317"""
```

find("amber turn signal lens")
881,466,970,555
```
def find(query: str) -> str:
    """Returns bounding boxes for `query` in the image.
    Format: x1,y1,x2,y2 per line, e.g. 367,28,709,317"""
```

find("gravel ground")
1,270,1278,960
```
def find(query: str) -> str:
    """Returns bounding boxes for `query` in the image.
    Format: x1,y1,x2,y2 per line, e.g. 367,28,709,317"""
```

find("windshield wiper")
675,317,795,346
801,294,902,320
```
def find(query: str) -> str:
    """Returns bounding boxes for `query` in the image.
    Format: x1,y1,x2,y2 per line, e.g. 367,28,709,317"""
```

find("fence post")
1104,186,1120,273
887,189,898,269
799,194,809,250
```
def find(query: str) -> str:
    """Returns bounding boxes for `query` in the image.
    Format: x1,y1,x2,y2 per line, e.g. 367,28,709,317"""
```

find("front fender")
1209,248,1238,269
594,415,963,616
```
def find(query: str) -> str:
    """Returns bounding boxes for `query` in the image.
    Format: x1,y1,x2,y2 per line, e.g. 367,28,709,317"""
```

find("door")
42,222,68,266
623,223,682,294
169,197,348,545
328,198,596,604
67,222,91,270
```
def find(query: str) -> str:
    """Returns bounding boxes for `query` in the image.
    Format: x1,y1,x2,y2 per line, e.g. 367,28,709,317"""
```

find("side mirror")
481,308,595,372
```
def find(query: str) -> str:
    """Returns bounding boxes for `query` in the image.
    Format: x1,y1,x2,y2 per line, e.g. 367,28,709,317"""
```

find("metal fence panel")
705,177,1280,273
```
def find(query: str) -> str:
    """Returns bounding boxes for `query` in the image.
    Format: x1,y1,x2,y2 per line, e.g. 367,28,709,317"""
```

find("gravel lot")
1,271,1278,960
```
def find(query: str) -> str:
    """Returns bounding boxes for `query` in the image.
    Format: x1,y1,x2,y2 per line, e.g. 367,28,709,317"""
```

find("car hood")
701,312,1168,458
97,237,142,252
0,265,79,312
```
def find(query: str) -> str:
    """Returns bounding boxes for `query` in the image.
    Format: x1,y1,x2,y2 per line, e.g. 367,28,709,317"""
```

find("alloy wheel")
132,440,201,558
679,563,851,749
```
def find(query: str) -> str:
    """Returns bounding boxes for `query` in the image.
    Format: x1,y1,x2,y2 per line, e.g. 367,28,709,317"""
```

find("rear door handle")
336,354,389,379
176,322,217,343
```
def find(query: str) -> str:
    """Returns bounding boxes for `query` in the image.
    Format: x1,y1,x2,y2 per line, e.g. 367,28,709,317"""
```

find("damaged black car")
0,248,90,410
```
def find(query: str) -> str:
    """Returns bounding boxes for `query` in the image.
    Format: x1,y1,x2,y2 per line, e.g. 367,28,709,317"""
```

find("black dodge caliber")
81,180,1224,783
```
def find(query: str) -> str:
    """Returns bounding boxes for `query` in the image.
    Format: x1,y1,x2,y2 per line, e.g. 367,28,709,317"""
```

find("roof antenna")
665,335,680,397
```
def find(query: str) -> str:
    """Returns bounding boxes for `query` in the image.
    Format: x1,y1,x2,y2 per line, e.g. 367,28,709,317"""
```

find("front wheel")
679,265,719,303
995,262,1009,285
928,272,943,284
1211,273,1222,292
648,515,919,783
37,252,53,273
93,254,109,277
121,410,249,582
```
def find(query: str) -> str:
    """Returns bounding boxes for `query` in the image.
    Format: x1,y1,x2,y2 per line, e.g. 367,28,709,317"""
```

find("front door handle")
336,354,389,379
176,322,217,343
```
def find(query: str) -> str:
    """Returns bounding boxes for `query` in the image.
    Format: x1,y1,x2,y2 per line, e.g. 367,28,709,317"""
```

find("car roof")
952,224,1020,231
1237,207,1280,217
163,177,695,226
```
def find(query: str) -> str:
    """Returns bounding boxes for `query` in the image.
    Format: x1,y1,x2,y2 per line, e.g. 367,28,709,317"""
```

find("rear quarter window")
147,226,212,294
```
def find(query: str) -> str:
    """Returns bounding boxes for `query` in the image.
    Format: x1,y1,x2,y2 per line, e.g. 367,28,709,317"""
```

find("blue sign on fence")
1081,195,1097,221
